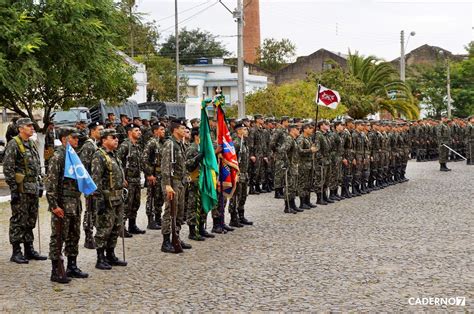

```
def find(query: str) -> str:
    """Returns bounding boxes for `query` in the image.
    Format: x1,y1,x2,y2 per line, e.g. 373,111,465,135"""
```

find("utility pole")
175,0,180,104
446,57,452,119
235,0,245,118
400,30,405,81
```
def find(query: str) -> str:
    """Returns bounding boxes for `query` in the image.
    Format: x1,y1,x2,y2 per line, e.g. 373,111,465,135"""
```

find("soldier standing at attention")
466,115,474,165
161,118,193,253
270,116,289,199
229,120,253,226
279,123,301,214
248,114,265,194
115,114,129,145
142,122,166,230
314,120,332,205
3,117,46,264
117,123,145,236
436,115,452,171
46,127,89,283
91,129,128,270
79,121,104,249
296,122,317,209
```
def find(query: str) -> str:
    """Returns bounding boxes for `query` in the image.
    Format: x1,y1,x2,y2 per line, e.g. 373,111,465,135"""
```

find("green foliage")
135,54,187,102
255,38,296,72
244,80,347,119
451,42,474,117
159,27,229,65
0,0,136,129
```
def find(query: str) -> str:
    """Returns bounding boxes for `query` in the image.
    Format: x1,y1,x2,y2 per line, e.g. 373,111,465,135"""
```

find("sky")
136,0,474,61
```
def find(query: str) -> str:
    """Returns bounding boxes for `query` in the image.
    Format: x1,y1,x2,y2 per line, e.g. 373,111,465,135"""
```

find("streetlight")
400,30,416,81
439,50,452,119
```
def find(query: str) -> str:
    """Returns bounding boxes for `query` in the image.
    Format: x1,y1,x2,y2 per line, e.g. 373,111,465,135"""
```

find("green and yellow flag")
199,99,219,213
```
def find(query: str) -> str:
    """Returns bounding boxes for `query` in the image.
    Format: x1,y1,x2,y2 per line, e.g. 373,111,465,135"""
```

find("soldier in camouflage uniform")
91,129,128,270
140,119,153,151
229,120,254,226
341,119,355,198
79,121,104,249
117,123,145,235
360,121,371,194
115,114,129,145
247,114,265,194
296,122,317,209
467,115,474,165
3,117,46,264
142,122,166,230
161,118,192,253
46,127,89,283
351,121,365,196
279,123,300,213
314,120,333,205
270,116,289,199
436,116,452,171
329,121,344,200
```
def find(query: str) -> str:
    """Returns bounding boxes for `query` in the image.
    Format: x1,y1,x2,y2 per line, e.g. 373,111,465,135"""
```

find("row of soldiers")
3,113,473,284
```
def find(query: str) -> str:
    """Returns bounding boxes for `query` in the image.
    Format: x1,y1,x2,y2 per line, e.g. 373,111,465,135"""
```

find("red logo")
319,90,337,106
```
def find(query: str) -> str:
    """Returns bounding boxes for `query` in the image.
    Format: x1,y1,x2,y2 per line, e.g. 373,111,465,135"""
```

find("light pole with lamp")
439,50,452,119
400,30,416,81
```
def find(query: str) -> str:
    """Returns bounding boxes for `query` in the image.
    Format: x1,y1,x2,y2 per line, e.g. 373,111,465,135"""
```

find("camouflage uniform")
279,134,298,202
161,136,186,235
436,122,451,164
79,138,99,245
45,145,82,261
247,124,264,192
351,130,364,194
117,138,143,230
361,131,371,192
270,127,288,191
296,134,314,200
328,130,343,195
115,124,127,145
341,128,354,197
314,130,331,201
229,134,251,222
142,136,165,226
3,136,42,246
91,147,125,250
184,142,204,228
467,120,474,165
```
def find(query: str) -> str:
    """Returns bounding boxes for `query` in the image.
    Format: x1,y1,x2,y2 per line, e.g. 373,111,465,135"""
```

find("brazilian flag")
199,99,219,213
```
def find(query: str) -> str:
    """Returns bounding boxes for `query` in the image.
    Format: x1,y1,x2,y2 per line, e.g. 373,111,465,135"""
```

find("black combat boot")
351,183,361,197
147,215,161,230
274,188,283,199
284,200,295,214
239,210,254,225
248,185,259,195
199,222,215,238
121,220,133,238
95,248,112,270
84,232,96,249
24,242,47,260
329,189,339,201
155,214,162,227
10,243,28,264
440,163,451,171
51,260,71,284
211,217,227,234
323,188,335,203
66,256,89,278
229,213,244,228
222,222,235,232
290,198,303,212
188,225,205,241
178,232,192,249
128,218,146,234
255,184,262,194
299,197,311,210
306,195,317,208
105,248,127,266
161,234,177,254
316,191,328,205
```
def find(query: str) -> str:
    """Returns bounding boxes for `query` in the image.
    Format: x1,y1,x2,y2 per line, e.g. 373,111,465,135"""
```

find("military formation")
2,113,474,284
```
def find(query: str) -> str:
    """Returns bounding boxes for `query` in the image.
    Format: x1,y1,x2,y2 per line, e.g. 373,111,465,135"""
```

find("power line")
160,1,220,33
154,0,213,23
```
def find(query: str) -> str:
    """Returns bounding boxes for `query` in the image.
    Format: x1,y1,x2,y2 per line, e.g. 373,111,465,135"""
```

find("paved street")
0,160,472,312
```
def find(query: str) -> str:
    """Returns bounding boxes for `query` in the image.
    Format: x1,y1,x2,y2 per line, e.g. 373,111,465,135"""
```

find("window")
187,86,198,97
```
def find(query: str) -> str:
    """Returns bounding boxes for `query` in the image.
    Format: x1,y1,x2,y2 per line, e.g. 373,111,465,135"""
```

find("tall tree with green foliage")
255,38,296,72
159,27,229,65
0,0,136,130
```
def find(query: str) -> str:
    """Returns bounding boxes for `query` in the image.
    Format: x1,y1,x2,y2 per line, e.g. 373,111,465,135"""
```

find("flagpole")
315,82,321,123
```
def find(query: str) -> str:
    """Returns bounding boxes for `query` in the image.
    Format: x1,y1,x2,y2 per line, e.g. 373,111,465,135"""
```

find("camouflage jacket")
314,131,331,165
270,127,288,153
234,135,249,179
352,131,364,157
296,134,315,162
341,129,353,161
161,135,186,186
115,124,127,144
436,123,451,143
142,136,164,177
79,138,99,173
45,145,81,213
91,148,125,202
117,138,142,183
3,135,42,194
279,134,298,169
248,125,264,157
185,142,201,183
329,131,343,161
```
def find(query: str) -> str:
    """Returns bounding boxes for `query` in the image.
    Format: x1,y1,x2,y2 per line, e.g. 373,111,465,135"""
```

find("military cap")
345,117,354,123
16,117,34,127
107,112,115,116
151,122,164,130
280,116,290,122
190,118,200,125
288,123,299,129
354,120,364,125
317,119,329,127
333,120,344,126
234,120,246,130
142,118,149,122
467,115,474,120
126,123,140,131
133,116,141,121
301,122,313,130
100,128,118,139
293,117,302,123
78,120,87,124
58,127,79,139
170,117,186,126
241,117,250,123
88,121,103,130
120,114,129,119
254,114,263,120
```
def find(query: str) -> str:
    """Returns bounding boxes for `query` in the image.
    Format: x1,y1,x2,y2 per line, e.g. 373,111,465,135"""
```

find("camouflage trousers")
9,193,39,245
328,158,342,190
438,142,449,163
94,199,124,250
298,160,313,198
249,155,262,187
352,155,364,186
362,155,370,185
83,196,96,236
125,182,141,220
284,165,298,199
145,177,164,219
161,179,184,235
186,182,205,226
229,178,248,214
467,141,474,162
273,154,286,189
49,208,81,260
314,163,330,193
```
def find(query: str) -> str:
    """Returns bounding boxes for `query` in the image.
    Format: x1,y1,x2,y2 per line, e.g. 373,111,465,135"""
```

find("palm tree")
347,52,420,119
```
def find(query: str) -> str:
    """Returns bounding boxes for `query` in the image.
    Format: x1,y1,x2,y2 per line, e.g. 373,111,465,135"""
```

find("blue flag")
64,143,97,196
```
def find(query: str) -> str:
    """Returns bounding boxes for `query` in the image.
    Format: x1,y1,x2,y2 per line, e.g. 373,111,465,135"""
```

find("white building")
117,51,147,104
181,58,267,119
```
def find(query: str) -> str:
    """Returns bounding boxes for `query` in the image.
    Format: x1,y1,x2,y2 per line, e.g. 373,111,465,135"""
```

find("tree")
0,0,136,130
159,27,229,65
451,42,474,117
255,38,296,72
135,54,187,102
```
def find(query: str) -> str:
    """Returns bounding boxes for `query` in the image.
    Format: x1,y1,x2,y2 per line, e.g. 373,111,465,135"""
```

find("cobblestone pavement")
0,160,472,312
